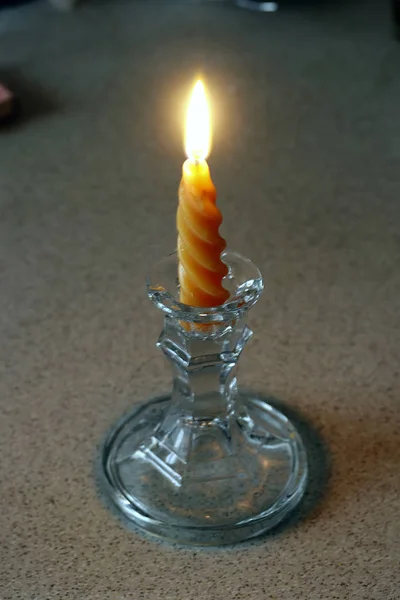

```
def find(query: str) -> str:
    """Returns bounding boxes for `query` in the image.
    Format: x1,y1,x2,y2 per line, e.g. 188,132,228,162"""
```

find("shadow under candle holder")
252,393,331,539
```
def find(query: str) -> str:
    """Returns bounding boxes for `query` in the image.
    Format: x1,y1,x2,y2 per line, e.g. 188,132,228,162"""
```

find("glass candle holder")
100,251,307,545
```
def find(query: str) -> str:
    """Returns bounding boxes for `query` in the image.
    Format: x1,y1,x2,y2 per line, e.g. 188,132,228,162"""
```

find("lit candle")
177,81,230,307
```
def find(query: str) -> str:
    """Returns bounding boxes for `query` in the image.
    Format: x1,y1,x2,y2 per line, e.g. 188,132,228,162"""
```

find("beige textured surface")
1,0,399,598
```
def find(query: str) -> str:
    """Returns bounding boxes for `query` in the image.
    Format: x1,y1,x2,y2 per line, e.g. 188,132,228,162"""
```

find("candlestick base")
99,251,307,545
102,391,307,545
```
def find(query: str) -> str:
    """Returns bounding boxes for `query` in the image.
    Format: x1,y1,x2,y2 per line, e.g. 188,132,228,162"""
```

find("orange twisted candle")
177,81,229,308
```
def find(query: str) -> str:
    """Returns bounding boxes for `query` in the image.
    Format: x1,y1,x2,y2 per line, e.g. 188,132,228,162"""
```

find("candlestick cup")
100,251,307,545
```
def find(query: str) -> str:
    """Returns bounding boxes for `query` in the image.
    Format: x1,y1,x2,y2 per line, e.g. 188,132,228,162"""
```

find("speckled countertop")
0,0,399,598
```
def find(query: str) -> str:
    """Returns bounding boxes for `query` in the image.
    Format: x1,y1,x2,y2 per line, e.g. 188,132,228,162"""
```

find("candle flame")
185,80,211,162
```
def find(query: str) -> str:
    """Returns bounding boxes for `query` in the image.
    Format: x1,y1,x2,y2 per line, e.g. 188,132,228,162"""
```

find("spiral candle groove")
177,160,229,307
